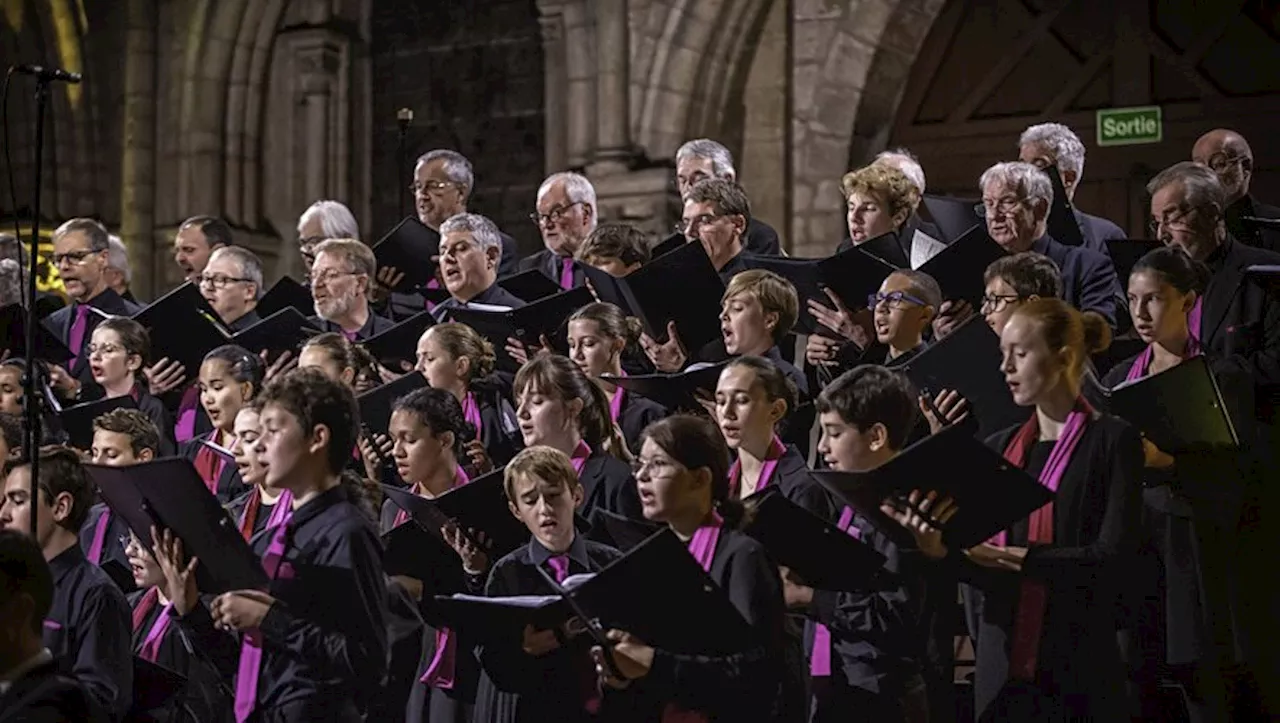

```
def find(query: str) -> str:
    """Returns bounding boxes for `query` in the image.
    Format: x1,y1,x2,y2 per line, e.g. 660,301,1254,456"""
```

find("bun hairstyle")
93,317,151,383
639,414,743,528
513,354,629,460
1010,298,1111,378
301,333,358,374
569,302,644,350
202,344,266,399
723,355,798,418
427,323,497,382
1131,246,1210,296
391,386,476,460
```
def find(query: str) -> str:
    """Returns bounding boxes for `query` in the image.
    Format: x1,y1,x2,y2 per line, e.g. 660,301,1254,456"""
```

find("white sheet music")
463,302,515,313
909,230,948,270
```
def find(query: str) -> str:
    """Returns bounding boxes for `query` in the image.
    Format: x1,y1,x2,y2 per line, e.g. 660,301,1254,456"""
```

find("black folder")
814,424,1054,549
371,217,441,293
130,283,230,374
229,307,321,360
87,457,268,593
1099,355,1238,453
740,489,888,592
449,287,594,373
1108,239,1162,285
570,529,758,654
1045,166,1086,248
741,245,899,334
56,395,138,450
1,303,73,363
651,232,686,259
916,224,1007,307
356,372,427,437
855,231,912,269
602,361,727,413
895,315,1029,438
256,277,314,318
921,195,981,244
381,521,464,587
130,656,188,718
581,240,726,351
585,507,663,552
432,592,571,640
362,310,436,371
498,269,566,304
381,466,530,558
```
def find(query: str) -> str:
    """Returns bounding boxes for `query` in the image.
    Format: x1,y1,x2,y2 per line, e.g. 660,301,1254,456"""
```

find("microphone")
13,64,82,84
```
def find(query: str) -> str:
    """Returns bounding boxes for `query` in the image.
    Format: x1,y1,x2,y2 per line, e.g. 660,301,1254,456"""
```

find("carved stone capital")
296,41,342,95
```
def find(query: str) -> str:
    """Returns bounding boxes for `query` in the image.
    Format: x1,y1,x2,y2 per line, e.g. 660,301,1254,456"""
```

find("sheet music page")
910,230,948,270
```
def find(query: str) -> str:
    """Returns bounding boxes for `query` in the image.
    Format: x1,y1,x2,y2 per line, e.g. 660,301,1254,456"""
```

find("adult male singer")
1018,122,1126,254
521,171,598,289
307,238,394,340
413,150,519,277
172,215,232,285
1192,128,1280,252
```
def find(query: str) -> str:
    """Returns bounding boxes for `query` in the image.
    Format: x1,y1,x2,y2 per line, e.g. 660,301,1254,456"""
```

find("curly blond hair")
841,164,921,222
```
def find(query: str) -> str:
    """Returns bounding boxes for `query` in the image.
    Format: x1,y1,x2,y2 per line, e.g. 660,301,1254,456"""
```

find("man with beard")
306,238,394,340
1192,128,1280,253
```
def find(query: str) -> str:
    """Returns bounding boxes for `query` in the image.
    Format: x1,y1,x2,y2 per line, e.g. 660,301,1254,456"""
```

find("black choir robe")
956,414,1142,721
473,534,625,723
578,449,644,521
0,654,95,723
178,431,248,504
618,527,802,722
41,288,141,395
42,545,133,723
126,589,233,723
378,499,480,723
519,248,585,290
78,502,135,593
805,510,930,720
176,484,389,723
614,388,665,455
468,375,523,467
225,487,283,540
743,444,834,520
431,281,528,323
306,309,396,341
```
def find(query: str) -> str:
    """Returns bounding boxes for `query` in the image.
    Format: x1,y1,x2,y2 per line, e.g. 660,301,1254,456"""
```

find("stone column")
119,0,157,297
536,0,568,173
589,0,632,173
297,42,341,203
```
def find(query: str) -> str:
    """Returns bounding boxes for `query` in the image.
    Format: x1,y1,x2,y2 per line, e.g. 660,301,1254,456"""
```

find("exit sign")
1096,106,1162,147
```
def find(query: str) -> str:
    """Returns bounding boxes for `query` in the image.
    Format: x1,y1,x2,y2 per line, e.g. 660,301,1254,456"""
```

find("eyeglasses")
198,273,251,289
87,342,126,356
973,197,1025,218
980,294,1025,314
409,180,460,196
51,249,100,266
529,202,584,227
1204,153,1246,174
631,457,682,479
310,269,359,288
1147,205,1198,236
868,290,928,310
675,213,724,236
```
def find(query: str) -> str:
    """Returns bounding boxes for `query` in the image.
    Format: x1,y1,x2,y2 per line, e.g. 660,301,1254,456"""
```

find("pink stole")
570,440,591,476
193,431,228,496
232,491,294,722
462,392,483,445
663,513,725,722
727,436,786,499
1188,297,1203,342
559,256,575,290
607,376,626,423
86,510,112,564
992,399,1093,681
810,506,860,676
131,587,174,662
1125,335,1203,382
174,385,201,443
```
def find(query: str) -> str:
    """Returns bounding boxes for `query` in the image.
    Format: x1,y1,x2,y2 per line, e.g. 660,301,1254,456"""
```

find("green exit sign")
1096,106,1162,147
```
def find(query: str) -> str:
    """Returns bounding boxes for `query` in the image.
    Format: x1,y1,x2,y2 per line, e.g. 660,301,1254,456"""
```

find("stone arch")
632,0,775,161
789,0,946,255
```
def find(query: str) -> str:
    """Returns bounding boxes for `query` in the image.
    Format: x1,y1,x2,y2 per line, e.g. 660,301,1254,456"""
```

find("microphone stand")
396,108,413,219
22,75,52,538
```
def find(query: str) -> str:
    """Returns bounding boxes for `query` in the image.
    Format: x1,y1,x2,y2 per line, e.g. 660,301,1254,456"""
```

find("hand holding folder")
371,217,441,293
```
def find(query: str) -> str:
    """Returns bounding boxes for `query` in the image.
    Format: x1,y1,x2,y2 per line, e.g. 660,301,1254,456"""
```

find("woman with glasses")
123,530,233,722
83,317,175,455
591,414,800,722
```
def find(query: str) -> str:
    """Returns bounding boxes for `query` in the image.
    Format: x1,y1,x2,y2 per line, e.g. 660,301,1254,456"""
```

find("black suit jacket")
0,659,96,723
1030,235,1123,327
517,247,585,289
42,289,141,388
497,230,520,278
1073,209,1126,256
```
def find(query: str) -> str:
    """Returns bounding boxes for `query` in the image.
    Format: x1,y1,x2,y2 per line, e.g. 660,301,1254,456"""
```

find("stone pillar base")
587,167,681,244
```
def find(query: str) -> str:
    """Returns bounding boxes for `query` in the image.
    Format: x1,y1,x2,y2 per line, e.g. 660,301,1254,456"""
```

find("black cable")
3,67,24,276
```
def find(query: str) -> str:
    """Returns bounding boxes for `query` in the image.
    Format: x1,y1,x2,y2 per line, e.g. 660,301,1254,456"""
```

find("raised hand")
151,526,200,616
640,321,687,373
146,358,187,396
882,489,957,560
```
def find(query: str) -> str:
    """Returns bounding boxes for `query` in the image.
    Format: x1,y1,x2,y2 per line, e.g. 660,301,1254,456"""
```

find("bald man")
1192,129,1280,252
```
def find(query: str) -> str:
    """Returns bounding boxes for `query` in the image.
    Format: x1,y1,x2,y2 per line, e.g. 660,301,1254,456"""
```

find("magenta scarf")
992,398,1094,681
727,436,786,498
1125,334,1203,382
810,506,860,676
232,491,294,722
663,512,725,722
